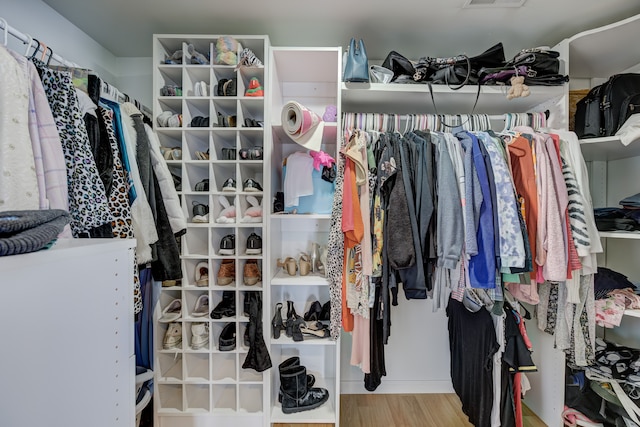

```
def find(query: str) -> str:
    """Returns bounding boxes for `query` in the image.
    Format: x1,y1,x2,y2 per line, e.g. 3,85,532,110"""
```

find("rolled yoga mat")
281,101,325,151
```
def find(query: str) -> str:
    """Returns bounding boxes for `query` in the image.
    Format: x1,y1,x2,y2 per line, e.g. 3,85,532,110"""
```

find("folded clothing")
594,207,640,232
594,267,637,300
0,209,71,256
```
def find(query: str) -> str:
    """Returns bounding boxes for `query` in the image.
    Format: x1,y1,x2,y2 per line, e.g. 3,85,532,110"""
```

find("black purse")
381,50,416,83
414,43,506,89
506,48,560,76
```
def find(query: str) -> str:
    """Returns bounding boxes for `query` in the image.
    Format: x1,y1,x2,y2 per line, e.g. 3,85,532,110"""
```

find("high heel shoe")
285,301,304,342
320,301,330,321
304,300,323,322
277,257,297,276
299,253,311,276
310,243,320,274
271,302,285,339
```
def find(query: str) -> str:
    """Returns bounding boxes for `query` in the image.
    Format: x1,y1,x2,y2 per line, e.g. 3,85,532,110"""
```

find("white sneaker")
163,322,182,350
191,322,209,350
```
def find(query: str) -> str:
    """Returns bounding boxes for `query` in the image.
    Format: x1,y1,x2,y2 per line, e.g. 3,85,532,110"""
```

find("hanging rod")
0,17,152,119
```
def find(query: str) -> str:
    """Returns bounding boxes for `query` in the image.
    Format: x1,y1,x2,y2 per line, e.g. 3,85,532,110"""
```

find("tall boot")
277,357,315,403
242,292,272,372
279,364,329,414
210,291,235,319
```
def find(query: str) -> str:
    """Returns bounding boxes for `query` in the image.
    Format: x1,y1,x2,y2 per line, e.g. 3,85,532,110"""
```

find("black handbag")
381,50,416,83
506,48,560,76
414,42,506,89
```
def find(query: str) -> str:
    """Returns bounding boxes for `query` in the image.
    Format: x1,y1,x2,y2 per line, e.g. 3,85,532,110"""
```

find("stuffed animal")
507,75,531,100
215,36,238,65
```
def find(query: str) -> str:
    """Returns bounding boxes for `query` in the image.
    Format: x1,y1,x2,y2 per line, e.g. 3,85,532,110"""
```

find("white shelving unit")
152,34,270,427
522,13,640,427
0,239,136,427
268,46,342,426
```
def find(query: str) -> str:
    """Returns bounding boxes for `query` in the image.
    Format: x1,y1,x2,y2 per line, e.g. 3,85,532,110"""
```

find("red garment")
514,372,523,427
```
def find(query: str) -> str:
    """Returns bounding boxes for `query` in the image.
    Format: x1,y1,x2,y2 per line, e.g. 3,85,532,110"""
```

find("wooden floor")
275,393,548,427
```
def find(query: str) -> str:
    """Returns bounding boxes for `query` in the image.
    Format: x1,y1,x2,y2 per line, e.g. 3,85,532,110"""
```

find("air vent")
463,0,526,8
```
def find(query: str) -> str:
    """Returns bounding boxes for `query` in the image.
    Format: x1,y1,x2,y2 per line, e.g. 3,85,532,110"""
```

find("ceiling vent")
463,0,526,8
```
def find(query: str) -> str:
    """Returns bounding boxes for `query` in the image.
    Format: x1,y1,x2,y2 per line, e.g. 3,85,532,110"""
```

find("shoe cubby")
237,227,263,257
157,352,184,381
212,130,237,162
211,257,236,288
185,66,210,97
157,384,183,413
184,98,210,128
184,353,210,381
238,195,263,224
183,163,209,193
183,130,210,161
238,164,264,194
212,384,237,411
210,163,236,193
212,194,237,225
211,227,235,257
154,34,270,425
185,384,211,412
238,384,263,413
213,99,238,128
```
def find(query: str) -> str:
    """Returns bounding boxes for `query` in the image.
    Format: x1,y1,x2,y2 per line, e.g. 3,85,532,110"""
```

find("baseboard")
340,380,454,394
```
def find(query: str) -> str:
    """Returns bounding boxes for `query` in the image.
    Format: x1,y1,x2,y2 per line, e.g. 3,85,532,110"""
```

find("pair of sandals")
239,146,263,160
157,111,182,128
161,146,182,161
195,149,209,160
194,81,208,97
277,254,312,277
216,112,237,128
190,116,210,127
215,78,237,97
243,117,263,128
160,85,182,96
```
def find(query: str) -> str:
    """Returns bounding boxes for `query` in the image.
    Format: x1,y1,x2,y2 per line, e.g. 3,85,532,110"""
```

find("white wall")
0,0,153,108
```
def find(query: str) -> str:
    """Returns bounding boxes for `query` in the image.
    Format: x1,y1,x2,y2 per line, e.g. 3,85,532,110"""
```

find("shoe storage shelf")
153,34,270,427
267,47,343,426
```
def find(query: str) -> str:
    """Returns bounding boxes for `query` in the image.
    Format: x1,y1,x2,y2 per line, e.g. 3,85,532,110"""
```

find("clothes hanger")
23,33,33,56
45,46,54,66
29,38,41,60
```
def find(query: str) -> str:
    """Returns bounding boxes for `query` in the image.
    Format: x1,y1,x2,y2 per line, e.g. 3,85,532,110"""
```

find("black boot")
280,364,329,414
210,291,235,319
285,301,304,342
277,357,315,403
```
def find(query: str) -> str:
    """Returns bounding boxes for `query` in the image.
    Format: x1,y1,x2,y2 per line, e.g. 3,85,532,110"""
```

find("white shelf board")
270,378,336,423
579,136,640,161
270,213,331,220
624,309,640,319
271,335,335,346
567,13,640,78
599,231,640,240
341,82,564,115
270,269,329,286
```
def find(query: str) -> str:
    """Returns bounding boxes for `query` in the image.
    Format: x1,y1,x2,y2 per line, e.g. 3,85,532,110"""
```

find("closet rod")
0,17,79,67
0,17,152,120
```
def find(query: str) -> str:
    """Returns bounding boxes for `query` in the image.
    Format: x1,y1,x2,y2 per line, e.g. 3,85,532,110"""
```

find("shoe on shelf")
194,178,209,192
246,233,262,255
245,77,264,97
192,294,209,317
243,259,261,286
190,322,209,350
167,114,183,128
279,364,329,414
185,43,210,65
277,257,298,276
163,322,182,350
272,302,285,339
194,81,209,96
192,201,209,223
161,146,182,161
163,49,183,64
195,149,210,160
304,301,323,322
221,178,236,192
238,48,263,68
210,291,236,319
195,261,209,287
243,178,263,192
241,195,262,223
222,147,236,160
277,357,316,403
159,298,182,323
239,146,263,160
300,323,330,338
320,301,331,321
299,253,311,276
219,322,236,351
217,259,235,286
285,301,305,342
219,234,236,255
216,196,236,223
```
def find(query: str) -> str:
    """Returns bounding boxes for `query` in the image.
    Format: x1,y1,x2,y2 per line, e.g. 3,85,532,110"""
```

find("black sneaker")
246,232,262,255
219,234,235,255
243,178,263,193
221,178,236,192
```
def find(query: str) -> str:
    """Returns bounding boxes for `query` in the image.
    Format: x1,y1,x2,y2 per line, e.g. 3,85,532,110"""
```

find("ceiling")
43,0,640,61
